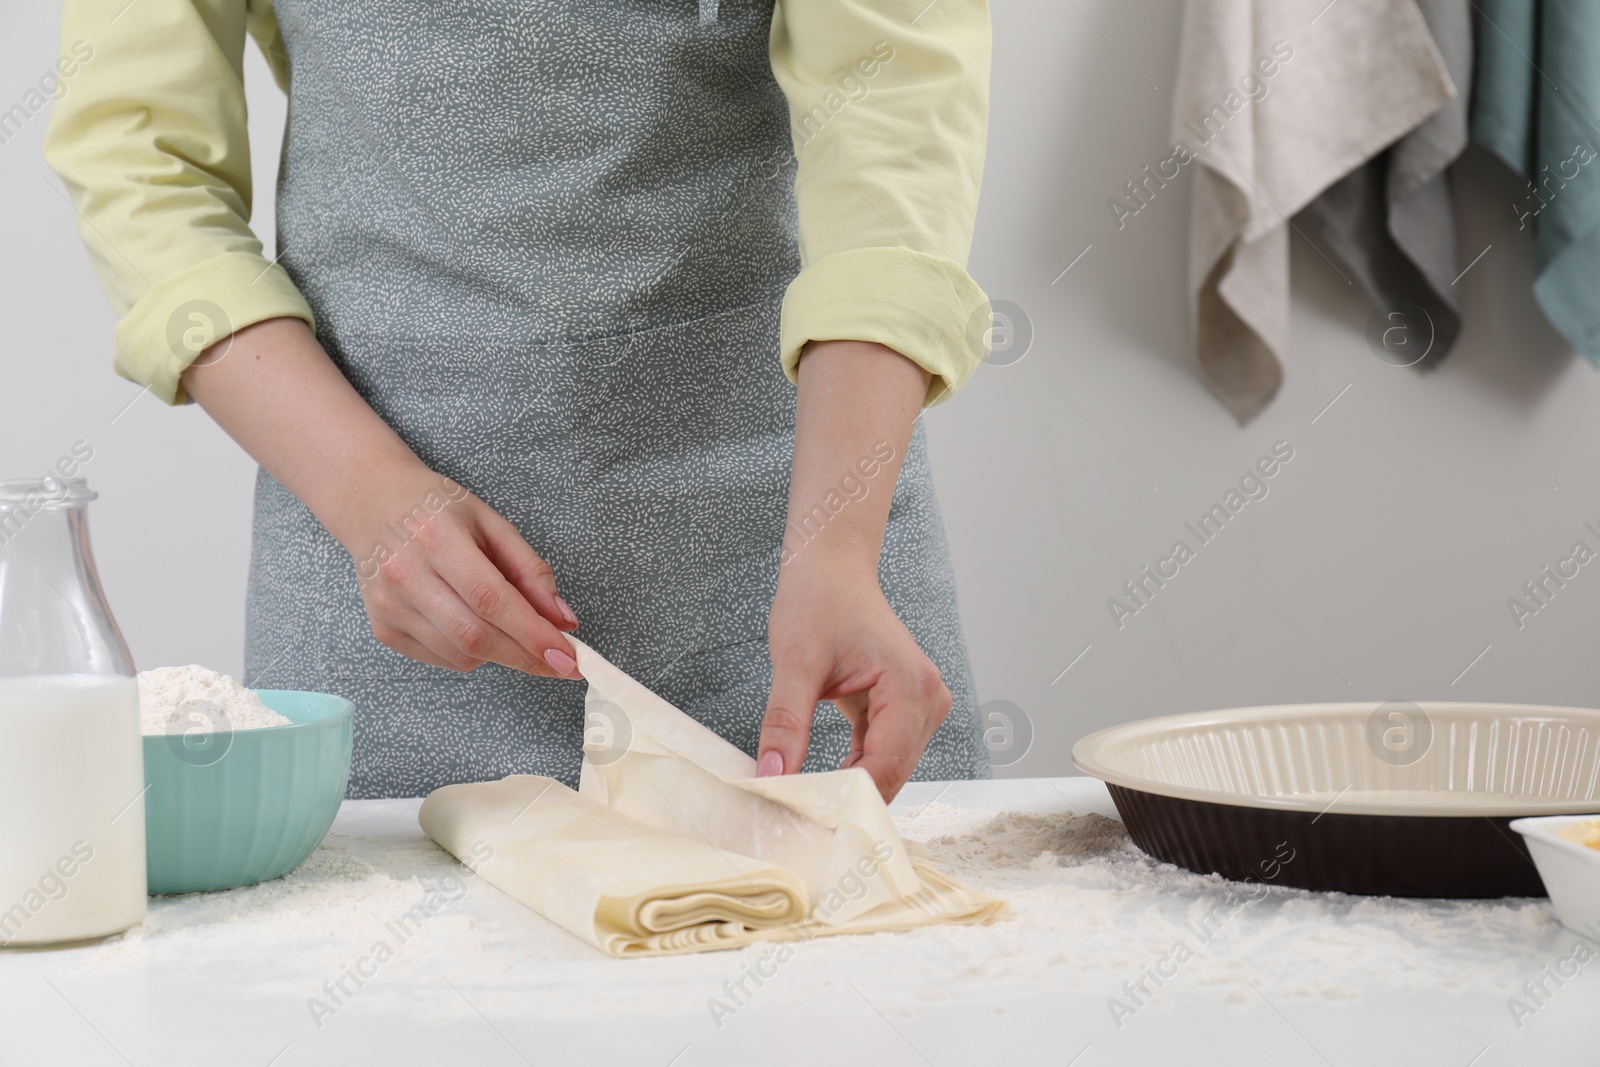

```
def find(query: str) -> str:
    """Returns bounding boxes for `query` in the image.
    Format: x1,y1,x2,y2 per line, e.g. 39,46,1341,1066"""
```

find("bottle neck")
0,501,134,678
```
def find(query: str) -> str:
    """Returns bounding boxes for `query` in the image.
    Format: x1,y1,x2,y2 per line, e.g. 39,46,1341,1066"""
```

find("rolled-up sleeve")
45,0,311,404
770,0,991,407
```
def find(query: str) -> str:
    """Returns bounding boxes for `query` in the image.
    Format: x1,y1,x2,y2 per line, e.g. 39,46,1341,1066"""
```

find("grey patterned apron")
243,0,990,798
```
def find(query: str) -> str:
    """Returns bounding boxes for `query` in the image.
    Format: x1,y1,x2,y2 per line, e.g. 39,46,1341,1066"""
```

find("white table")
0,778,1590,1066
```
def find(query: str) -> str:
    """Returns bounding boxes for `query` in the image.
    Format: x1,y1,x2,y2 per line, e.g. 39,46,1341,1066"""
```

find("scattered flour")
137,664,293,734
58,794,1569,1026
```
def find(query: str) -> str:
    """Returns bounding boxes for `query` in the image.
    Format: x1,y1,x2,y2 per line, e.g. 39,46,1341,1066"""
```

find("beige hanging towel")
1176,0,1455,421
419,639,1003,956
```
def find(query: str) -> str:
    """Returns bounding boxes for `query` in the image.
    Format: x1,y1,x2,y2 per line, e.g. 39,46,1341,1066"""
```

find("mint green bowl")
142,690,353,894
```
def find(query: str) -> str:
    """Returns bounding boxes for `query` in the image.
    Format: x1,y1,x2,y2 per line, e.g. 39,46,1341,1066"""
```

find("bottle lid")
0,477,97,507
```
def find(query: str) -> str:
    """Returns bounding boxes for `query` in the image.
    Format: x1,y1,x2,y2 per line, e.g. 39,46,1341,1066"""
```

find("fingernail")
544,647,577,676
842,751,863,769
757,750,784,777
555,595,578,625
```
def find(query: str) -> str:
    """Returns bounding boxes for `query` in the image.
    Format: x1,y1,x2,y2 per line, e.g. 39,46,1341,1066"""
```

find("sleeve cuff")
779,246,990,407
113,252,315,404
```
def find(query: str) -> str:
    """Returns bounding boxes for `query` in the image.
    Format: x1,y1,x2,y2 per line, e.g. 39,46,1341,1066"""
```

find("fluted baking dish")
1073,702,1600,897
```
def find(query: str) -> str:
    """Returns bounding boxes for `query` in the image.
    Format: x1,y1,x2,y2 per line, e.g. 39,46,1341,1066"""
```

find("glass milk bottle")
0,477,146,945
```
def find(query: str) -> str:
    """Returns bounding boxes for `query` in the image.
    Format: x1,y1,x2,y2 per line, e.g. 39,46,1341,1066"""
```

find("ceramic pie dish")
1072,702,1600,898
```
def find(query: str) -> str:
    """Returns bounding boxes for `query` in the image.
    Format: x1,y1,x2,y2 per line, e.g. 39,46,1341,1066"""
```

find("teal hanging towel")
1473,0,1600,361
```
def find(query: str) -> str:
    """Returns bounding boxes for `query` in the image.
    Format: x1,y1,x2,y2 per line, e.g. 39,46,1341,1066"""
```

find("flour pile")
137,664,293,734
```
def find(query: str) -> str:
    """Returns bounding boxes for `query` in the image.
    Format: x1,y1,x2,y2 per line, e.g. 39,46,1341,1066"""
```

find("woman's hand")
762,556,952,801
757,338,942,801
337,460,581,676
182,318,580,678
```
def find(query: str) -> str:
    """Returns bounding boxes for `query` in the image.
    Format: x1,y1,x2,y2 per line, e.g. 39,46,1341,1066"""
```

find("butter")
1557,820,1600,851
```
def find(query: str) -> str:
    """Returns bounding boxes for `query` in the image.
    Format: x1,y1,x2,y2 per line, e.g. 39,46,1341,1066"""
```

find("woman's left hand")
755,338,945,802
760,555,952,803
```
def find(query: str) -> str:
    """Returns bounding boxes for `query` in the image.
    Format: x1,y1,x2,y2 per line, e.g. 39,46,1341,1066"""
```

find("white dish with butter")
1511,815,1600,936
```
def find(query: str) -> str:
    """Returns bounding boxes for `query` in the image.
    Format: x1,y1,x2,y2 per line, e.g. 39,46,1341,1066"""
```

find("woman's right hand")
337,460,582,677
181,318,580,679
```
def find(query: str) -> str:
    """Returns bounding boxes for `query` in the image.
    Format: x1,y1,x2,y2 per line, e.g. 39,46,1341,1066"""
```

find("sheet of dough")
419,639,1004,956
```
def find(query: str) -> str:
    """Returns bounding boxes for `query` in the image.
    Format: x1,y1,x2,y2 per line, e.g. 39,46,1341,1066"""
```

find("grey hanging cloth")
1297,0,1472,370
1175,0,1455,423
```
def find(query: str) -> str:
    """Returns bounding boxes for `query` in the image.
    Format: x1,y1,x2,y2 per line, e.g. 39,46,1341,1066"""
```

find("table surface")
0,777,1591,1067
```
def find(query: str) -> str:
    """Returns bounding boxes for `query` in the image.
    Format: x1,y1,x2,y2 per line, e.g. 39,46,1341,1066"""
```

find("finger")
832,693,869,770
759,659,822,778
367,538,576,678
409,568,572,677
362,584,476,671
413,616,490,672
374,600,487,672
476,507,577,631
435,534,582,676
372,620,473,672
854,674,948,802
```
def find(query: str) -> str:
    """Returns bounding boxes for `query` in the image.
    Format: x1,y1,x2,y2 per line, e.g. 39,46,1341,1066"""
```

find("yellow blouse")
45,0,990,407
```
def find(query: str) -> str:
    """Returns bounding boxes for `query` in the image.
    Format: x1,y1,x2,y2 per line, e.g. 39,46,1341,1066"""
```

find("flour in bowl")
137,665,293,734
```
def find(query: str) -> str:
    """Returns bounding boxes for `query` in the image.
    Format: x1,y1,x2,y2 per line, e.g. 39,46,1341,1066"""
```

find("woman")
47,0,993,801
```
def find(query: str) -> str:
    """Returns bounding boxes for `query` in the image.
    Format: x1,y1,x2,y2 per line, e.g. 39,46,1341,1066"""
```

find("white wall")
4,5,291,682
6,2,1599,779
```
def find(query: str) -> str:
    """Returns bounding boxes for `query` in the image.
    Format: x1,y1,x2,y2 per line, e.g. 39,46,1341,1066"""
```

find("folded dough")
418,639,1004,956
